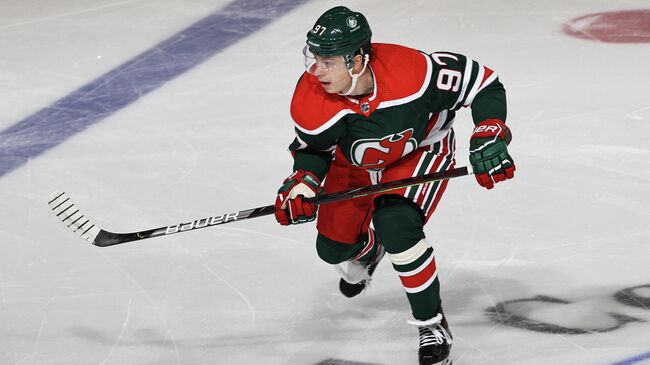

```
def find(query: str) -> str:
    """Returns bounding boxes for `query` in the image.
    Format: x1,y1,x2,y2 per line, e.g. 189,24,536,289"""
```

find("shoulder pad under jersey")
370,43,432,107
290,73,354,136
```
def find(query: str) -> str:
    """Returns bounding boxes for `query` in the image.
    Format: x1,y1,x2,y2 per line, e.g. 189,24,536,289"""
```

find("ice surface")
1,0,649,364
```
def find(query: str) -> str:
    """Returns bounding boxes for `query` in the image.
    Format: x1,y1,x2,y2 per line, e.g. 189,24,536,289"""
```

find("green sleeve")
425,52,507,125
291,146,333,181
471,78,507,125
287,120,346,180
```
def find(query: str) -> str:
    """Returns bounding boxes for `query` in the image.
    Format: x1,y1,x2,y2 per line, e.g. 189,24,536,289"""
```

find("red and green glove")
274,170,322,225
469,119,516,189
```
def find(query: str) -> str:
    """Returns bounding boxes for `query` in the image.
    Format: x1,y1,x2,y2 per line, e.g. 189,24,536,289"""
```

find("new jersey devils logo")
351,129,418,169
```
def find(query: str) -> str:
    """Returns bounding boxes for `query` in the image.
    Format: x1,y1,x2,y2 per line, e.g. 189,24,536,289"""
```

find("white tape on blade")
48,191,100,243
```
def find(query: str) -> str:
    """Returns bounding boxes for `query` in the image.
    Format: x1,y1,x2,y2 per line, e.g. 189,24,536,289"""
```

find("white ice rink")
1,0,649,364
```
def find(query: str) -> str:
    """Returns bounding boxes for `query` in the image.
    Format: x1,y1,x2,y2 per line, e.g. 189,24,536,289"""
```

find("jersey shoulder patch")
290,74,353,135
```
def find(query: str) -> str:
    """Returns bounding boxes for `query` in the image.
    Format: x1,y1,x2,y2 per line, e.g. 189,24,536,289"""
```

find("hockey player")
274,6,515,365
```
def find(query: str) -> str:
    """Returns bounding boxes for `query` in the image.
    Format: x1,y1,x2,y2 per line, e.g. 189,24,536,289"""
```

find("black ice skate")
335,244,386,298
408,313,453,365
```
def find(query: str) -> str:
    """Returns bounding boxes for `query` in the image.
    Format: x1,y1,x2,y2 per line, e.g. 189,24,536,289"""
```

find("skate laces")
408,314,453,346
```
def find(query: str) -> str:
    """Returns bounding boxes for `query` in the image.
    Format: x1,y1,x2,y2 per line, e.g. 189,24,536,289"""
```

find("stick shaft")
51,167,469,247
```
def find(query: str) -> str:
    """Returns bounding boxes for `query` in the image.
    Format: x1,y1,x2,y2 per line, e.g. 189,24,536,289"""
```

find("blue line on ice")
0,0,309,178
612,351,650,365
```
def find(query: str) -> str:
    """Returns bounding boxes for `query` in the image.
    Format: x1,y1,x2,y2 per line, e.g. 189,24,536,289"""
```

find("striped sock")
390,239,441,320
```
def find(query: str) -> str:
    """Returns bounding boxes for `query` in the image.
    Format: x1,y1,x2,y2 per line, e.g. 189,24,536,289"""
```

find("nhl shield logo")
360,102,370,113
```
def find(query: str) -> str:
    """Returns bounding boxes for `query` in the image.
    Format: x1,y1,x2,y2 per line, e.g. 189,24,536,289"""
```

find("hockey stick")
48,166,469,247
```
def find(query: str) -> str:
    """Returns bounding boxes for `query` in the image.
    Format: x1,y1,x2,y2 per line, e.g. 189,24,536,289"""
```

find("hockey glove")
469,119,516,189
274,169,322,225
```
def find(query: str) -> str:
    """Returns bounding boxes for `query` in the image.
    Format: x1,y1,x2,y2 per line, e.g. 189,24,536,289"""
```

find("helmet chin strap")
338,54,370,96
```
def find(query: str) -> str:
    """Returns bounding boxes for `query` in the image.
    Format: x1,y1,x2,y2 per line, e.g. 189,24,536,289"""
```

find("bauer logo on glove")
469,119,516,189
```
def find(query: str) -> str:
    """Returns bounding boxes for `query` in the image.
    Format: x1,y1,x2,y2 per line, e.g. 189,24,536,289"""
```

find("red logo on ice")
563,10,650,43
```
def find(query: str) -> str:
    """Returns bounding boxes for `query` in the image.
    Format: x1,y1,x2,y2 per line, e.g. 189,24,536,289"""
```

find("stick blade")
48,191,101,244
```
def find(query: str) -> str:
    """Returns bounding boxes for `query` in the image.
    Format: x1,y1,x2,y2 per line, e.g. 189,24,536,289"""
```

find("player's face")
311,55,351,94
303,47,351,94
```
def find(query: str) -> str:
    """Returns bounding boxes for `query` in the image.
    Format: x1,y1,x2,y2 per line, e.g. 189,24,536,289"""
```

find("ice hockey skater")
271,5,516,365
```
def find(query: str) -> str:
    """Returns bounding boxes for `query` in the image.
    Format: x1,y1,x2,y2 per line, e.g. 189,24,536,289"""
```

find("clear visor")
302,45,347,75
